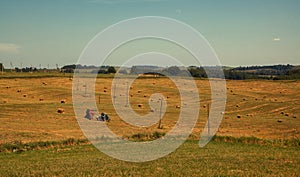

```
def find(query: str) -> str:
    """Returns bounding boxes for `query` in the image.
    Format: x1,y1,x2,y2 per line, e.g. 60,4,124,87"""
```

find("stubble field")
0,73,299,176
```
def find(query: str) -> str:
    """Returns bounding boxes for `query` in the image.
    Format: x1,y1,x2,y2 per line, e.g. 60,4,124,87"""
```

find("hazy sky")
0,0,299,68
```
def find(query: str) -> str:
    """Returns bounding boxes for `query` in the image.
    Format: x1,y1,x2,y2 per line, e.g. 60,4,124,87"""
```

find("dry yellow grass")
0,77,299,144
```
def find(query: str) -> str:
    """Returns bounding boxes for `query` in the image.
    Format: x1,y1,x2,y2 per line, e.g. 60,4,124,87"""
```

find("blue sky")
0,0,299,68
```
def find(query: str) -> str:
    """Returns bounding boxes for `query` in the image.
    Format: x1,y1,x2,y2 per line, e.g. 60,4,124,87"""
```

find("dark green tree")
107,66,116,73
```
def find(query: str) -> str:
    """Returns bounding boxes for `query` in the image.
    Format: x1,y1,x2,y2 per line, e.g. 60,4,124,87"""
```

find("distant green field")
0,141,299,177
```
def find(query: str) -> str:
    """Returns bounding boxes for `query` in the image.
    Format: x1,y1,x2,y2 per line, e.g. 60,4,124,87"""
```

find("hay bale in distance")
17,89,21,92
39,98,44,101
175,105,180,109
61,100,66,104
237,115,241,119
57,108,64,114
137,90,142,93
277,119,282,123
285,113,289,117
23,94,27,97
138,104,143,108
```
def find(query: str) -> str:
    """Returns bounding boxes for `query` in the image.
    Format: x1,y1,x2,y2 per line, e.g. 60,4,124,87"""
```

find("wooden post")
76,78,79,91
207,103,210,136
125,82,129,107
158,98,163,129
113,83,116,104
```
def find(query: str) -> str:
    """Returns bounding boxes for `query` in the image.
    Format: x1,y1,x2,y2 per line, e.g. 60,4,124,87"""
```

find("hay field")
0,76,299,144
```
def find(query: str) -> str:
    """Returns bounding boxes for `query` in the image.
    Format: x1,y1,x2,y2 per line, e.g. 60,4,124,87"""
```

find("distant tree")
107,66,116,73
188,67,207,78
0,63,4,72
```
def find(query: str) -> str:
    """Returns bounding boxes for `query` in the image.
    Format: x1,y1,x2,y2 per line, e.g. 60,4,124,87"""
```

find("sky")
0,0,299,68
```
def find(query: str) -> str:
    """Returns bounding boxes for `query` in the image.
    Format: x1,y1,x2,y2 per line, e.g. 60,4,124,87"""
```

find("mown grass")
1,135,298,154
0,140,299,176
0,138,89,153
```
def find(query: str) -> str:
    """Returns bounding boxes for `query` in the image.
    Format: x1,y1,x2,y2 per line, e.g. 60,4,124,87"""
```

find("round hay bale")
143,95,147,98
6,86,10,89
57,108,64,114
42,82,47,86
39,98,44,101
137,90,142,93
237,115,241,119
175,105,180,109
104,90,107,93
17,89,21,92
277,119,282,123
150,109,155,112
285,113,289,117
293,115,297,118
166,96,170,99
236,104,240,108
203,105,206,108
280,111,284,115
242,98,246,101
138,104,143,108
23,94,27,97
130,94,134,97
61,100,66,104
